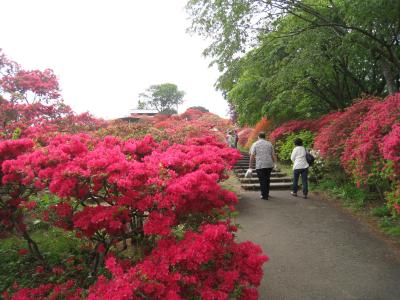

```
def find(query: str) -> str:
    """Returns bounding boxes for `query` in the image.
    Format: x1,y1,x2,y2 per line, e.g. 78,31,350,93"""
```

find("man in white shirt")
249,132,277,200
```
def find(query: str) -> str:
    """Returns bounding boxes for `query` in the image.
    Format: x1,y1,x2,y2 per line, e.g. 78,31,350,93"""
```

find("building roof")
130,109,159,114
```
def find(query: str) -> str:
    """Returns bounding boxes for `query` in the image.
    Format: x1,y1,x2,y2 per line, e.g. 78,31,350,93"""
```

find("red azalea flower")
18,248,29,255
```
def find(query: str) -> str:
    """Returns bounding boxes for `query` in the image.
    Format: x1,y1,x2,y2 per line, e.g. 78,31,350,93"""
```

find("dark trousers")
256,168,273,199
293,168,308,196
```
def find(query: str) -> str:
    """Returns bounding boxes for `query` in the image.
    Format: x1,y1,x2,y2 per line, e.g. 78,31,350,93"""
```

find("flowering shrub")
386,188,400,216
381,123,400,178
315,111,343,129
268,94,400,215
1,69,60,104
238,127,253,148
0,129,268,298
0,51,267,298
180,107,206,120
0,99,106,142
340,94,400,212
245,117,273,148
99,109,229,145
96,120,154,140
314,98,379,160
0,50,60,105
269,119,317,142
7,280,82,300
341,95,399,181
0,139,35,232
197,113,232,133
88,224,267,300
268,112,341,145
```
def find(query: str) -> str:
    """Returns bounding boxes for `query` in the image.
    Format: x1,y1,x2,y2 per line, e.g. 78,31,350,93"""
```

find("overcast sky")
1,0,230,119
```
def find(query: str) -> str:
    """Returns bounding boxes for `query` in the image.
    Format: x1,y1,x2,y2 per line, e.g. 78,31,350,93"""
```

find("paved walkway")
235,190,400,300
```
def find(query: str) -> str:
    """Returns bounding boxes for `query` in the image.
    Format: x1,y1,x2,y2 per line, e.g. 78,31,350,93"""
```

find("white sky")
0,0,230,119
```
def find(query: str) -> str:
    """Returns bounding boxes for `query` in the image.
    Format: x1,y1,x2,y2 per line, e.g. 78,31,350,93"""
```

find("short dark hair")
258,132,266,139
294,138,303,146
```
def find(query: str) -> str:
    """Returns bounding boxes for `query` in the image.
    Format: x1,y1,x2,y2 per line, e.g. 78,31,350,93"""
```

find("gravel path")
235,190,400,300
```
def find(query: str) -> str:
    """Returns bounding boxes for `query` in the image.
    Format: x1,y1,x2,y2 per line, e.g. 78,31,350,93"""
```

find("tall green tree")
221,13,386,124
186,0,400,124
186,0,400,94
138,83,185,114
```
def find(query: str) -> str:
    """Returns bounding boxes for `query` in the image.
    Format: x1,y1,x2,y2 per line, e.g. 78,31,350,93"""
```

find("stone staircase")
234,152,292,191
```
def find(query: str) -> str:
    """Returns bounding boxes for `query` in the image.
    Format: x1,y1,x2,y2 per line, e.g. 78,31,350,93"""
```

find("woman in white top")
290,138,309,198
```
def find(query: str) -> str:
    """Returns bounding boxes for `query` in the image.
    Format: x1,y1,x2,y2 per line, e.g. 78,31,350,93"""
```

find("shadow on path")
235,190,400,300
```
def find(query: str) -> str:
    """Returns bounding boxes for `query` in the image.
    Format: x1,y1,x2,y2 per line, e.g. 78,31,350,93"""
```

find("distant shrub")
238,128,253,148
269,119,317,142
275,131,315,162
314,98,379,160
342,95,399,181
245,117,273,148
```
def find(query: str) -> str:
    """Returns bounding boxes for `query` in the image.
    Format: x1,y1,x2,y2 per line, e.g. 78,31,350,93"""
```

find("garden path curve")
235,189,400,300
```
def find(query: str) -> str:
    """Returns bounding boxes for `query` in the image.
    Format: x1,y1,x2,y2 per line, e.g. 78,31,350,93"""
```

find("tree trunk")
19,227,46,265
378,57,399,94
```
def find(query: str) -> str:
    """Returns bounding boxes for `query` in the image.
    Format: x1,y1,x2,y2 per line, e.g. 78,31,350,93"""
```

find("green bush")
379,216,400,236
316,179,370,210
372,205,391,217
275,130,315,162
0,228,84,293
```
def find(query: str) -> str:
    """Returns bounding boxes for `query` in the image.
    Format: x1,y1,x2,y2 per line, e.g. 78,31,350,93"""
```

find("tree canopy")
138,83,185,114
186,0,400,124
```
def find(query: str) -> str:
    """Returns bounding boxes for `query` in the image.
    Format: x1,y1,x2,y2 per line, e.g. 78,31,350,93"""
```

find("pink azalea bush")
341,95,399,181
238,127,253,148
381,123,400,176
315,98,379,160
1,133,267,298
269,119,318,142
0,116,266,298
88,223,266,300
0,51,268,298
245,118,273,148
269,94,400,214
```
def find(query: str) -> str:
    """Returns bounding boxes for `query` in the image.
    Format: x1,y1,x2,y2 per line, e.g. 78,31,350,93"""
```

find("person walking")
290,138,309,199
234,129,239,149
249,132,277,200
226,130,236,148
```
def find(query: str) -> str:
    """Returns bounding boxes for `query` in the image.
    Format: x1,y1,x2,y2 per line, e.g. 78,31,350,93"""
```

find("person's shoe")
303,194,308,199
261,197,269,200
290,192,297,197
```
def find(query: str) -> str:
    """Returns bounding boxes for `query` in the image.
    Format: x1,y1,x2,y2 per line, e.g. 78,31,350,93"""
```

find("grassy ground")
0,228,83,292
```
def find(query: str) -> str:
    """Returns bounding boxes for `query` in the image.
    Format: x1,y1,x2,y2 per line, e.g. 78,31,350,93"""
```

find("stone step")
239,177,292,184
241,182,292,190
234,169,287,178
234,171,285,177
233,166,281,171
234,157,292,191
234,165,279,169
